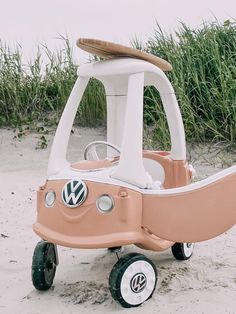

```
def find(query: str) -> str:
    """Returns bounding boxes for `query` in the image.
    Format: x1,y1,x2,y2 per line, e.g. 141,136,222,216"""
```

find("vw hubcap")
130,273,147,293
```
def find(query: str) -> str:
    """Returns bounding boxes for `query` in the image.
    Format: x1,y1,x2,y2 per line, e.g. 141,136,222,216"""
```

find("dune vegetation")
0,21,236,147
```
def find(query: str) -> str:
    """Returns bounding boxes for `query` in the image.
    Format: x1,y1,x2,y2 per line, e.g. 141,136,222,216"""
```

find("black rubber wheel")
31,241,57,290
109,253,157,308
171,243,194,260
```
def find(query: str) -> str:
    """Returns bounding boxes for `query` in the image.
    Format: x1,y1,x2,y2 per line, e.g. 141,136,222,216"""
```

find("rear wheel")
31,241,58,290
109,253,157,308
171,243,194,260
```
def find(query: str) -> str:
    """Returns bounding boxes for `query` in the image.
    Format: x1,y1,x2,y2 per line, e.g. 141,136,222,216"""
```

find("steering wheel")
84,141,121,161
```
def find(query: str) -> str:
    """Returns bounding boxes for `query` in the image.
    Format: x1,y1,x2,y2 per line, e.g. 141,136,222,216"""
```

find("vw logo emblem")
61,180,87,208
130,273,147,293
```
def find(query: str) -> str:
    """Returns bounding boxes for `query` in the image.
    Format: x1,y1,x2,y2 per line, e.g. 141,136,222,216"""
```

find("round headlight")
45,190,56,207
96,195,114,213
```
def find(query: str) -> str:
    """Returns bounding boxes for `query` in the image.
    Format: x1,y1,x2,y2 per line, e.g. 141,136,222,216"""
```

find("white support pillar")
47,77,89,176
106,95,127,149
159,92,186,160
111,72,152,188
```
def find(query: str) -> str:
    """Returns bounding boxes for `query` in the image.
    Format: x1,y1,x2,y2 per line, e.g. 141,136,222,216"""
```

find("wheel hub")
130,273,147,293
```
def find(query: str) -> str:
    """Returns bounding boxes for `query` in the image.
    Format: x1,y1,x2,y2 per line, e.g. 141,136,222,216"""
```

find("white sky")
0,0,235,63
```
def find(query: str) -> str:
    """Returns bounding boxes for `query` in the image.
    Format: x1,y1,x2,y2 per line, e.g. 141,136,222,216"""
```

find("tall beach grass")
0,36,105,127
0,20,236,147
144,20,236,147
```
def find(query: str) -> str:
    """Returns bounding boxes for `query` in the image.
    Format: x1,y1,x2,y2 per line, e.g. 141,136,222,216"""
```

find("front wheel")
171,243,194,260
31,241,58,290
109,253,157,308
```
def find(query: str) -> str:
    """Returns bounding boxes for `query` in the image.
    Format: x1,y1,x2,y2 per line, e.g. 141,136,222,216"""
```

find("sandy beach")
1,127,236,314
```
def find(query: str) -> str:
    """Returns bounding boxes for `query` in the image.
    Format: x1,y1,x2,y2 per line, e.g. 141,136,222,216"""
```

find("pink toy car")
31,39,236,308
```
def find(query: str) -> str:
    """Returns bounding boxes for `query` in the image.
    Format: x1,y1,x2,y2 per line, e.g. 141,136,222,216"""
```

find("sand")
1,127,236,314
